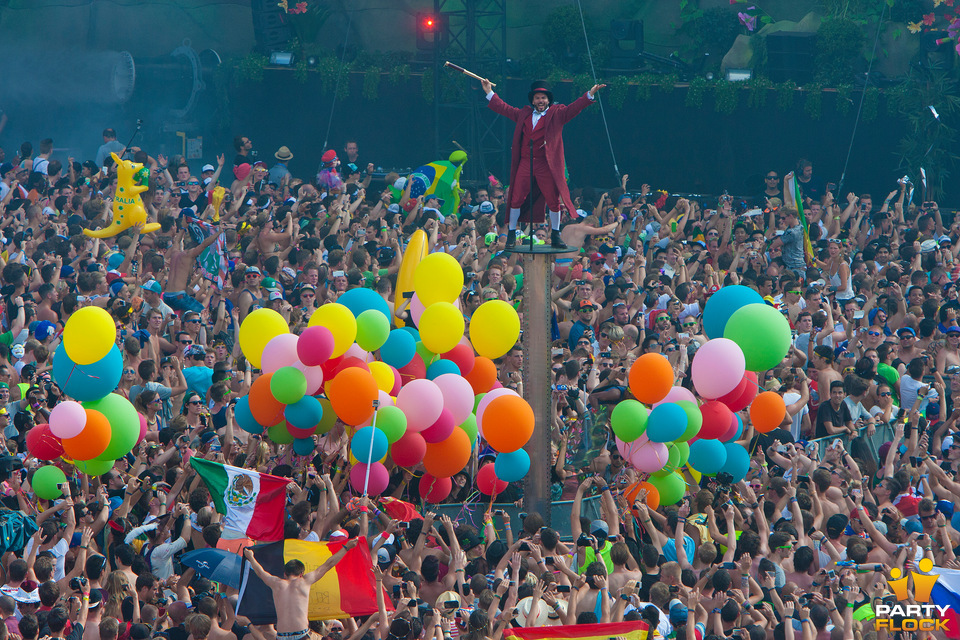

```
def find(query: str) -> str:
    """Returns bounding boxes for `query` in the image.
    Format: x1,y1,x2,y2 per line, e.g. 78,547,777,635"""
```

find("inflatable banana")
83,152,161,238
394,229,428,327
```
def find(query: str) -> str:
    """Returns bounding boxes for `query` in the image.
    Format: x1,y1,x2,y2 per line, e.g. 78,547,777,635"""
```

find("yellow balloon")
469,300,520,359
238,308,289,368
308,303,357,357
64,306,116,365
413,253,464,306
348,450,388,465
368,361,394,393
419,302,465,355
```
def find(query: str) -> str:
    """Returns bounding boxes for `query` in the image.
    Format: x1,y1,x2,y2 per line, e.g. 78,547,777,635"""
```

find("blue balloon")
724,414,744,443
338,288,393,321
284,395,324,431
427,359,461,379
52,344,122,402
351,426,388,463
400,326,421,342
494,449,530,482
381,329,416,369
293,438,316,456
645,403,688,443
721,442,750,483
688,438,728,476
234,397,263,434
702,285,764,339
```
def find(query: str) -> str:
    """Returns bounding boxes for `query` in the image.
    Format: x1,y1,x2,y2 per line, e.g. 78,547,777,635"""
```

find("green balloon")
84,394,139,461
611,400,648,442
356,310,391,352
415,341,438,366
723,303,792,372
647,471,686,505
316,398,337,435
268,421,296,444
675,400,702,442
376,405,407,443
674,441,690,467
474,393,486,414
272,366,307,404
458,413,478,443
33,466,66,500
76,458,115,476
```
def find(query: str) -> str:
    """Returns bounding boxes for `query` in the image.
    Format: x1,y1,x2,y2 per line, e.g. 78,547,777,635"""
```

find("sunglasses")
920,513,937,521
866,331,881,337
123,369,135,375
187,400,202,405
682,321,697,327
787,290,801,295
766,175,778,180
187,181,200,186
879,392,892,397
179,340,193,345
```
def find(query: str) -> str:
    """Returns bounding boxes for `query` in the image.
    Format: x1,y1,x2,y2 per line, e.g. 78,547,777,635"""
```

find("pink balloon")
389,365,402,396
136,413,147,446
292,361,325,396
344,343,373,362
261,334,300,374
491,380,503,389
297,326,335,366
378,390,395,408
691,338,745,399
432,373,474,424
720,412,740,442
630,440,669,473
49,401,86,439
653,386,698,408
615,435,643,460
422,408,455,443
476,388,519,437
349,462,390,496
396,379,444,432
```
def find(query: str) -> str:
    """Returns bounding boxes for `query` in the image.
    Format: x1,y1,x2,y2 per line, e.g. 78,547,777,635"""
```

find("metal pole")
522,253,552,526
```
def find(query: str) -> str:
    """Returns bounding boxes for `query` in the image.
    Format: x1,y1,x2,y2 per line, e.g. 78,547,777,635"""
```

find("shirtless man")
162,221,222,314
558,218,619,255
243,539,357,640
256,210,294,260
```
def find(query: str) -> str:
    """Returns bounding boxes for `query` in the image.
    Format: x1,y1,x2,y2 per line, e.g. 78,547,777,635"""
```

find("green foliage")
236,53,269,84
572,73,594,98
607,75,632,110
686,76,709,109
746,76,771,108
804,83,823,120
679,5,741,69
542,5,593,71
387,64,410,86
835,84,854,116
294,59,309,84
775,81,796,110
714,79,739,115
519,48,556,81
422,68,434,103
363,67,381,100
862,86,879,122
815,18,866,86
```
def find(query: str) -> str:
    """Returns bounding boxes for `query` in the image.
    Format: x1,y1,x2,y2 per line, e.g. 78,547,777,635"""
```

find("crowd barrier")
428,495,603,541
805,422,895,461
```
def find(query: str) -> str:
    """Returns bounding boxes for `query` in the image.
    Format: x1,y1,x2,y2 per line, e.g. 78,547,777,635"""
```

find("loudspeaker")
252,0,294,51
610,19,643,69
766,32,816,84
921,30,954,70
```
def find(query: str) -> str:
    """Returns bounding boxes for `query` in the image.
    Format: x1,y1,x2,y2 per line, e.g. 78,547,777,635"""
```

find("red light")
424,16,435,29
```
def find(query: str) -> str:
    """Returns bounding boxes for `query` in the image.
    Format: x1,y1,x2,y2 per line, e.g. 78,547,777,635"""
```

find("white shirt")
532,107,549,128
23,538,69,581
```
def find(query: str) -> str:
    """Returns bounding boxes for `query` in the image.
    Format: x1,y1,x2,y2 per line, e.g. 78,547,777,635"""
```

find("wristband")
847,603,855,608
677,517,686,523
601,485,611,492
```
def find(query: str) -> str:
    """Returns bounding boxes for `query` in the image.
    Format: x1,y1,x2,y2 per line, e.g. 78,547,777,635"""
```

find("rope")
321,9,354,153
837,5,886,196
574,0,620,184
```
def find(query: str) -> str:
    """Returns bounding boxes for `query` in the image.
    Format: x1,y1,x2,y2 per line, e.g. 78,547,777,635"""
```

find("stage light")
417,12,447,50
726,68,752,82
269,51,295,66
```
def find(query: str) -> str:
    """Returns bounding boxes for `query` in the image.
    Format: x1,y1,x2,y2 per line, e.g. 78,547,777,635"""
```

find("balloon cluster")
613,285,791,506
236,252,531,501
28,307,145,500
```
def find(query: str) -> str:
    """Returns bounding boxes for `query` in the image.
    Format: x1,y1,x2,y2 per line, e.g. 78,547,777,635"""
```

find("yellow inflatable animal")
83,152,161,238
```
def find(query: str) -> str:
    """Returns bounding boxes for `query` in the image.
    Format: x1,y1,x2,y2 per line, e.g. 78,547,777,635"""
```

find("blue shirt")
183,365,214,399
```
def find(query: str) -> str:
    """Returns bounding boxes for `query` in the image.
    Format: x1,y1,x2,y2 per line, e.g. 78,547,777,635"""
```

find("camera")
70,576,88,592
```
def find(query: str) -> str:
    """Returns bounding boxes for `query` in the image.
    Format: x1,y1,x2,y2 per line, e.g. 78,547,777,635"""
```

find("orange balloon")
481,395,534,453
327,367,378,426
422,427,471,478
62,409,111,461
250,374,286,427
464,356,497,394
628,353,674,404
750,391,786,433
624,481,660,510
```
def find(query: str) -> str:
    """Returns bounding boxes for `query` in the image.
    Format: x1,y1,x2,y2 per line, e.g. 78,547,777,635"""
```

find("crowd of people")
0,124,955,640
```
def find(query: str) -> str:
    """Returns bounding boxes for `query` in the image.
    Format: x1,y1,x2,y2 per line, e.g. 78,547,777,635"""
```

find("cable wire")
837,5,885,196
322,9,354,153
575,0,620,184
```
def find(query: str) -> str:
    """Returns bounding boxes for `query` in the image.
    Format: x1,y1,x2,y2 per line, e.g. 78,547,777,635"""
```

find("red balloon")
477,463,508,496
26,424,64,461
320,355,345,382
699,401,734,440
332,357,370,377
421,408,455,444
717,371,758,413
250,374,286,427
398,354,426,386
419,473,452,503
391,431,427,467
442,344,475,375
286,421,316,439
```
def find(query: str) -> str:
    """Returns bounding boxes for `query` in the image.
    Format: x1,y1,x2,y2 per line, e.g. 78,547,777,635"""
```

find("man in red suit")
481,78,605,249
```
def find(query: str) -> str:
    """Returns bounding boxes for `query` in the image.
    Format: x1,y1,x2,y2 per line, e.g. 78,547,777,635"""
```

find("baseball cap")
268,291,283,301
897,327,916,337
321,149,338,164
34,321,56,342
387,203,400,214
590,519,609,536
0,163,12,176
599,244,617,254
948,327,960,335
141,279,162,294
245,266,262,275
575,208,588,218
261,277,279,291
826,513,849,538
578,300,595,311
943,435,954,451
185,345,206,359
478,201,495,214
201,164,215,173
329,529,348,541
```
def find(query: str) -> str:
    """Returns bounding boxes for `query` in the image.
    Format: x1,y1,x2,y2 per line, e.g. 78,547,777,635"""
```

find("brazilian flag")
405,150,467,218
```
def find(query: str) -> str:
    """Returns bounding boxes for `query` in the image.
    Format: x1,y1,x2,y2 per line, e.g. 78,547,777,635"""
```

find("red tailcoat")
488,92,594,223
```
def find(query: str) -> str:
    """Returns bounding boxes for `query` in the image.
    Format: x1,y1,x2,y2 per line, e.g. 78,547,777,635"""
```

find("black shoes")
551,229,567,249
505,229,516,248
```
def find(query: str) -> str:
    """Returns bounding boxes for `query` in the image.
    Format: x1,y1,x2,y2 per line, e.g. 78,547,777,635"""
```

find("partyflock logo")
875,558,950,632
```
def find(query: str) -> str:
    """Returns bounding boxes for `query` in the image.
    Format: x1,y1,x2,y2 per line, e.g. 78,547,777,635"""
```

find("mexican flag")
190,458,288,541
